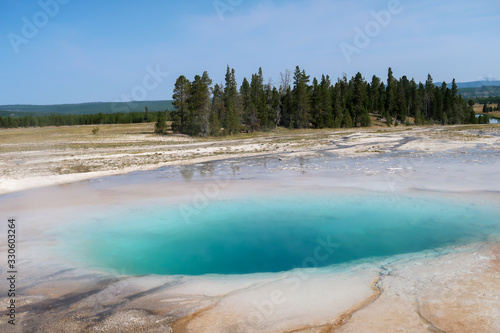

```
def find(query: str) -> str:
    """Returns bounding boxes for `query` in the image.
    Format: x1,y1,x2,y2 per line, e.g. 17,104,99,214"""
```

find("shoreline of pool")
1,149,500,332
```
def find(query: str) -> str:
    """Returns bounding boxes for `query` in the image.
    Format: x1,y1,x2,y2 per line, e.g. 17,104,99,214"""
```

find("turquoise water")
59,192,500,276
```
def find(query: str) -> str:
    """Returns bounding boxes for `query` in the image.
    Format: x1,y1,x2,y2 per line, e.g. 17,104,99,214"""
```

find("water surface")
58,191,500,275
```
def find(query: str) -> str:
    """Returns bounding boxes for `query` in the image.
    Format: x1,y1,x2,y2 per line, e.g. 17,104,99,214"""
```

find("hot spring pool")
57,191,500,276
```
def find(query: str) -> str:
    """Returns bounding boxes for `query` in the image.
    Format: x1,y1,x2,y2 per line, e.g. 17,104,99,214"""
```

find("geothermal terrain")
1,123,500,333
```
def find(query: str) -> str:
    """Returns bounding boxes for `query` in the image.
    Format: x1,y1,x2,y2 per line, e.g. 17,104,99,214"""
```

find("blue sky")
1,0,499,105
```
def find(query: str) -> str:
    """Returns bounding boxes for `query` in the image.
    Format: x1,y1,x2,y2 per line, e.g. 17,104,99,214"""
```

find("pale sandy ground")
1,123,499,195
0,124,500,332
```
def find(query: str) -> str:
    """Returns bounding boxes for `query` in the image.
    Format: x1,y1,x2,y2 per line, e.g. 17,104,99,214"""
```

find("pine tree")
223,66,241,135
467,99,476,124
414,108,423,125
257,68,270,128
343,109,353,128
271,86,281,128
451,78,458,110
351,72,368,126
424,74,434,120
433,86,444,123
370,75,381,113
212,83,224,135
172,75,191,133
264,79,277,129
397,75,410,123
395,82,406,124
249,68,266,129
200,71,213,136
384,110,392,127
332,82,343,128
247,74,260,130
279,70,292,128
310,77,322,128
378,82,386,115
386,68,396,118
240,77,251,131
310,75,334,128
360,111,371,127
187,72,212,136
292,66,311,128
408,79,419,121
320,75,334,128
209,109,221,136
212,83,224,121
154,111,167,134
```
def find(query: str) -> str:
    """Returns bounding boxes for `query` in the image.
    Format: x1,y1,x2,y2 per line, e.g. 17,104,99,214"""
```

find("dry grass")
479,110,500,117
0,122,495,152
473,103,500,117
0,123,195,152
1,122,498,187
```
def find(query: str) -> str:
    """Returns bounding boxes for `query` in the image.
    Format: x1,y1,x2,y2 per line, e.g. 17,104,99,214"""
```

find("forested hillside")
0,109,162,128
0,100,173,116
459,86,500,99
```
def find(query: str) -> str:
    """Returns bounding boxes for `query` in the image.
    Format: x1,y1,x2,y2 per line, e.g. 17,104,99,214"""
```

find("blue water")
59,192,500,276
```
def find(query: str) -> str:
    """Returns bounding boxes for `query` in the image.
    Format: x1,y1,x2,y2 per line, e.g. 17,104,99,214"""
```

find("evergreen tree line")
170,66,479,137
476,114,492,124
475,96,500,106
2,67,490,132
0,107,160,129
482,103,500,113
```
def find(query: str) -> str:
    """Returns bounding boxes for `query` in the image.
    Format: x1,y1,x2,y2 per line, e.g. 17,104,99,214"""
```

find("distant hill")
456,80,500,88
458,86,500,99
437,80,500,99
0,100,173,118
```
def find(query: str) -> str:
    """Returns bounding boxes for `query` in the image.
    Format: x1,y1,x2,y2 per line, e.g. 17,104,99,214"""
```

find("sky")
1,0,499,105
